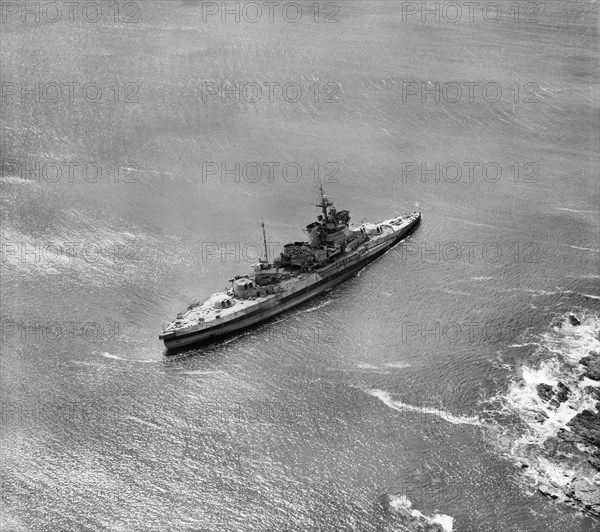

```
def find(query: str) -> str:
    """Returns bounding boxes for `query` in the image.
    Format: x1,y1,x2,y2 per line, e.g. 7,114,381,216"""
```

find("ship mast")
261,218,269,264
316,182,333,221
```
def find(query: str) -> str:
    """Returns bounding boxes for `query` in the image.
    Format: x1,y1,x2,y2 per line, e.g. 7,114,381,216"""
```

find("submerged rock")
568,315,581,326
537,383,555,402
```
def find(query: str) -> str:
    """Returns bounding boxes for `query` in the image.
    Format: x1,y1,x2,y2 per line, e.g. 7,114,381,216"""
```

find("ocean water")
1,1,599,530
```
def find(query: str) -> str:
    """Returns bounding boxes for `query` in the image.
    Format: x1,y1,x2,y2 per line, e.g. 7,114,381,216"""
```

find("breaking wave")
367,389,482,426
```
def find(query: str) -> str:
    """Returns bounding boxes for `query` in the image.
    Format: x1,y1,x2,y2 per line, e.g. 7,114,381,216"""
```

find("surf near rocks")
492,312,600,518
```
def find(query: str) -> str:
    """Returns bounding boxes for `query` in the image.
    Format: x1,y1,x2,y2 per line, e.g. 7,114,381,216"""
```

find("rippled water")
1,1,599,530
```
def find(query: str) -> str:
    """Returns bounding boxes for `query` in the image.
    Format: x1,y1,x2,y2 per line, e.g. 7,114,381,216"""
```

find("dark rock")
568,315,581,326
535,411,549,423
584,386,600,402
580,355,600,381
552,382,571,405
557,428,584,444
567,409,600,447
557,381,570,396
588,451,600,472
537,383,555,402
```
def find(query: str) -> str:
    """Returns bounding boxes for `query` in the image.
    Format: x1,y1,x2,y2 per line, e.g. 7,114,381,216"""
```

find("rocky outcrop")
538,483,566,501
556,382,570,402
588,451,600,471
566,409,600,447
580,353,600,381
536,382,571,406
536,383,554,402
585,386,600,402
551,382,571,406
506,313,600,520
566,478,600,517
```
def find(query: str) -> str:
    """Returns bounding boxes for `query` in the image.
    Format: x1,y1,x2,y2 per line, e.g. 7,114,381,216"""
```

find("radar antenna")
261,218,269,264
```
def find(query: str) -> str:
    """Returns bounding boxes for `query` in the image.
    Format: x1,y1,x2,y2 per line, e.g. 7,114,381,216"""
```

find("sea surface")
1,1,599,530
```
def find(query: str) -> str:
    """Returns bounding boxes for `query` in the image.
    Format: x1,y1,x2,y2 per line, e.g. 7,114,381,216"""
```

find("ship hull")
163,214,420,352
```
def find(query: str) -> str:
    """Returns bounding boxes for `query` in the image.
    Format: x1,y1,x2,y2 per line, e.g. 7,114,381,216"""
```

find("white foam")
99,352,156,364
367,389,481,426
125,415,161,430
0,175,40,186
508,342,541,348
384,362,411,369
431,514,455,531
356,361,410,371
302,300,331,312
487,312,600,502
389,494,412,512
582,294,600,300
580,377,600,388
100,352,121,360
389,495,453,531
570,245,599,253
356,363,390,374
356,363,379,370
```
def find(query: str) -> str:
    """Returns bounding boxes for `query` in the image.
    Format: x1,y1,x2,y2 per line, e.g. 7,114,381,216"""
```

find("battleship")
160,189,421,350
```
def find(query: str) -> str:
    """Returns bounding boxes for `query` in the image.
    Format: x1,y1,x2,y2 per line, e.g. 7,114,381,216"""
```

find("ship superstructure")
160,188,420,350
